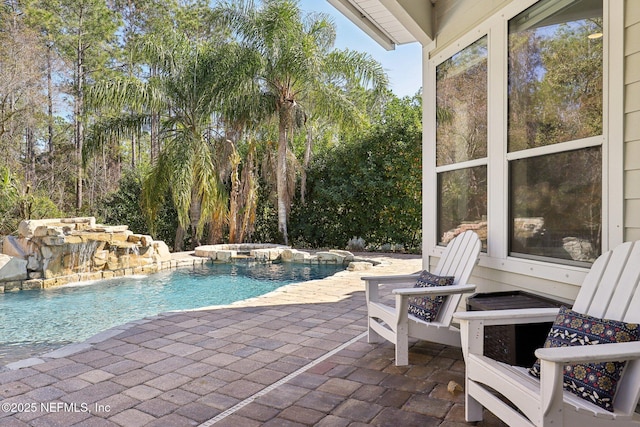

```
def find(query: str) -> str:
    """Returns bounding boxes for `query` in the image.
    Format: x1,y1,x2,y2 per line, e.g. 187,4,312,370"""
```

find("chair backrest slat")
573,249,611,313
433,230,481,325
590,242,633,318
571,241,640,414
433,230,479,281
574,242,640,321
613,242,640,323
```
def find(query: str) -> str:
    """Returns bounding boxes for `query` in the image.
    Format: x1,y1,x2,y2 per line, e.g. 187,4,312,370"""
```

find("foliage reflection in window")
508,0,603,152
438,166,487,248
436,37,488,166
436,37,488,249
507,0,603,264
510,147,601,265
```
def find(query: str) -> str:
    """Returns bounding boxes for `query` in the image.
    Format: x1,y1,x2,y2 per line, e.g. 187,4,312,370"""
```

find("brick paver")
0,254,508,426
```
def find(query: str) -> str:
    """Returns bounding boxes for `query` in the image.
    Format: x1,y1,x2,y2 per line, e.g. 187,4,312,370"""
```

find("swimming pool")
0,262,344,365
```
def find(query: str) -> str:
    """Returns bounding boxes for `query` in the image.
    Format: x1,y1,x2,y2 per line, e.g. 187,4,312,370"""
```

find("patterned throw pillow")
529,306,640,411
407,271,455,322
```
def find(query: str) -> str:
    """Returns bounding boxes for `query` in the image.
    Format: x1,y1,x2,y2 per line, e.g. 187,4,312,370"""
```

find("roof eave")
327,0,397,50
327,0,434,50
381,0,434,46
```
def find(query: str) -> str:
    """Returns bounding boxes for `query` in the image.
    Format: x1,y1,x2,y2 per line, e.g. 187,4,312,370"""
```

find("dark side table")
466,291,564,367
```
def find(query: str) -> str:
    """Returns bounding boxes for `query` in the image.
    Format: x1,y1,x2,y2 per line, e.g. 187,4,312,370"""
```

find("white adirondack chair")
363,230,481,366
454,240,640,427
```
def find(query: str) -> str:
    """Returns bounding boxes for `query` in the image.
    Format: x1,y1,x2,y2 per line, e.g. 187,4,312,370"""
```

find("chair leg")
465,389,484,422
395,323,409,366
367,317,381,343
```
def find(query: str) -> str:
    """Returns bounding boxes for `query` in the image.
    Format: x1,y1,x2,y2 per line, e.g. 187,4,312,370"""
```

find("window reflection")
436,37,488,166
438,166,487,249
509,147,601,264
506,0,603,266
508,0,603,152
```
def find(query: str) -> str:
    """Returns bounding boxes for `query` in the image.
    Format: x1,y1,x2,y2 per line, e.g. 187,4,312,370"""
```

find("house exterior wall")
422,0,632,304
626,1,640,242
432,0,509,55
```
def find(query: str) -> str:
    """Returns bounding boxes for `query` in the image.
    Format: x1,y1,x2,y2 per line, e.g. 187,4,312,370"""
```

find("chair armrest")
393,285,477,327
457,307,560,359
393,283,476,296
364,272,422,305
361,272,422,286
534,341,640,416
454,307,560,326
535,341,640,364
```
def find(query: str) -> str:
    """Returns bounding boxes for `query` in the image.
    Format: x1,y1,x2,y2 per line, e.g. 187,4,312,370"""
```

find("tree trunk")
228,150,241,243
300,124,313,204
75,37,84,212
150,65,160,165
174,224,185,252
277,108,290,245
46,43,55,189
47,44,54,155
239,146,257,243
25,124,35,185
207,210,225,244
131,132,136,168
189,193,202,249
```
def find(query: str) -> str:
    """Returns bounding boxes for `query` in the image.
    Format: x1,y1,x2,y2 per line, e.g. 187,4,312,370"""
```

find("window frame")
423,0,624,285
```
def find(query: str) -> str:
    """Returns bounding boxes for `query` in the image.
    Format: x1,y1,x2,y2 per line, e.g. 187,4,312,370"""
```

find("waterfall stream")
67,241,101,273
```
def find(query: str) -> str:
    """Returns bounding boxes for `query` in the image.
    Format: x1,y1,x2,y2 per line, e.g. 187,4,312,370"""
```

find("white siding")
626,0,640,242
427,261,579,308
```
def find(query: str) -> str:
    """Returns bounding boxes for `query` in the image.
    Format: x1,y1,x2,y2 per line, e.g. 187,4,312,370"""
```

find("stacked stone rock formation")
0,221,379,293
193,243,374,269
0,217,172,292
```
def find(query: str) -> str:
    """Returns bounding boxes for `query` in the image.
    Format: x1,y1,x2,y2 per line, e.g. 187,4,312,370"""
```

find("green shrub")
96,171,179,248
289,95,422,252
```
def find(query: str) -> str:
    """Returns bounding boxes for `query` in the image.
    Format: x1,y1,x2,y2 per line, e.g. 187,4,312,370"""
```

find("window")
438,167,487,246
510,148,601,264
507,0,603,264
435,37,488,248
432,0,605,266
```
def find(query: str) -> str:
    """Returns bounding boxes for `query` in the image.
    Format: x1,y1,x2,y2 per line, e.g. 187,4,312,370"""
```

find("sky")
298,0,423,98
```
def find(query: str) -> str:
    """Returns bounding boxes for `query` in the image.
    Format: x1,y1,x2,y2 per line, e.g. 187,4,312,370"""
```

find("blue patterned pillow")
407,271,455,322
529,306,640,411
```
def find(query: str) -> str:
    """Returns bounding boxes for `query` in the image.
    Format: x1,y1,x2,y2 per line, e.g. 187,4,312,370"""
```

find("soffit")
352,0,417,44
328,0,434,50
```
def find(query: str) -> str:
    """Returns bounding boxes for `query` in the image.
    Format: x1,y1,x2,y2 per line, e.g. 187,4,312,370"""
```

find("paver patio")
0,254,506,426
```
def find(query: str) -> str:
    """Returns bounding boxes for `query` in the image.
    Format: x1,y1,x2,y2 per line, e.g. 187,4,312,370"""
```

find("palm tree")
87,30,255,249
218,0,388,245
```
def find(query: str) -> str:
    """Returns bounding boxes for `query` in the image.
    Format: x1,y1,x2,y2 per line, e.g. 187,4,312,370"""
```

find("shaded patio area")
0,254,506,426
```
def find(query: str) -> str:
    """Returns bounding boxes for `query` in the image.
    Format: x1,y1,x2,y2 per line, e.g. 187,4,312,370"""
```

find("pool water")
0,262,344,365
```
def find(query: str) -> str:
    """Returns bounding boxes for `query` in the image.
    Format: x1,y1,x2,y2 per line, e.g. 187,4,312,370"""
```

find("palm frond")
86,77,153,112
84,113,150,164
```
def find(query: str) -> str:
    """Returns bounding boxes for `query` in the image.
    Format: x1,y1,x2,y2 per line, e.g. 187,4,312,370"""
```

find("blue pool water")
0,262,343,365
